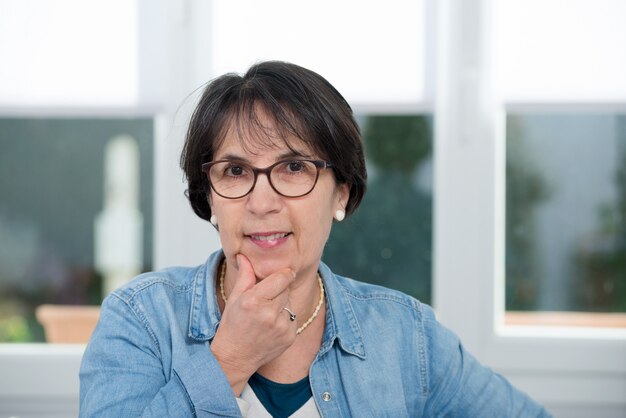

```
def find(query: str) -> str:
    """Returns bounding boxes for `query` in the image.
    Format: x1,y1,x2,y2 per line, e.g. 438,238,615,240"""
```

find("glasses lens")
270,160,318,197
208,161,254,198
207,160,321,198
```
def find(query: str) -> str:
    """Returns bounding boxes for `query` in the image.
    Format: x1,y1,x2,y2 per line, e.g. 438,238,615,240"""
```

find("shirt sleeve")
79,294,241,418
420,306,553,417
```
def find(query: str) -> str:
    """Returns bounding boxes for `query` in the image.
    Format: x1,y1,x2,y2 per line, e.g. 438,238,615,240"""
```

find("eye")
224,164,247,177
286,161,305,173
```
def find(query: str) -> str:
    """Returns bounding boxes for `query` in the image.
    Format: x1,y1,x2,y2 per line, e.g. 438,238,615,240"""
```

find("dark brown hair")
180,61,367,221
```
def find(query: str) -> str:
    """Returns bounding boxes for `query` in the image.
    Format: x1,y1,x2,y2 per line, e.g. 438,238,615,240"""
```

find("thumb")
228,254,256,300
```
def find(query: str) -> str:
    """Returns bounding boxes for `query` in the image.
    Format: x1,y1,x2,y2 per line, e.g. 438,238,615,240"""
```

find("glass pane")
210,0,426,105
0,0,138,107
506,113,626,313
323,115,433,304
0,118,153,342
494,0,626,102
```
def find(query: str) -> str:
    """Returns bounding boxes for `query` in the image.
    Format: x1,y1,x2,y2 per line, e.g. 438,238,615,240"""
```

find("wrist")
211,341,255,396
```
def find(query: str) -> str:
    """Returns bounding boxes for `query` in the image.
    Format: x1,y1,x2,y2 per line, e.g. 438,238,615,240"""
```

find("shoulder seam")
113,277,192,303
342,286,418,310
109,292,163,357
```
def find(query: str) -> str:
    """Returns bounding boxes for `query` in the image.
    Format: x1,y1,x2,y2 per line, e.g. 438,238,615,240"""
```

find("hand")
210,254,297,395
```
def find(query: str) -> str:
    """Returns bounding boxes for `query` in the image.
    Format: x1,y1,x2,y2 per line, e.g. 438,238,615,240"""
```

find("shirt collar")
317,261,366,359
188,250,223,342
188,250,366,359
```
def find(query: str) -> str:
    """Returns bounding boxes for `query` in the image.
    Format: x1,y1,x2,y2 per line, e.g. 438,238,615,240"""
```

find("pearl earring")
334,209,345,222
210,215,218,227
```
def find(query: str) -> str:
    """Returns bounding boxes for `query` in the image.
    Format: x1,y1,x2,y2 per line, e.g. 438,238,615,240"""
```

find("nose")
245,171,283,215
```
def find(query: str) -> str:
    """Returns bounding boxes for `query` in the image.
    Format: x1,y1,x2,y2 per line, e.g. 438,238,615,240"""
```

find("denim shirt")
80,250,551,417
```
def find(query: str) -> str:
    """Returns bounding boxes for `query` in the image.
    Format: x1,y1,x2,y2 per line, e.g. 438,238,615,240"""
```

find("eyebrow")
217,150,312,162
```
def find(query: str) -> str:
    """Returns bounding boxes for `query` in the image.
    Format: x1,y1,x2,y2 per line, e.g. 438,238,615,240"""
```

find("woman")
80,61,551,417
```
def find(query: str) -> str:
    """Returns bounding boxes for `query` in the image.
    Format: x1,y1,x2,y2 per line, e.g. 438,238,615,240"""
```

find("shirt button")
322,392,332,402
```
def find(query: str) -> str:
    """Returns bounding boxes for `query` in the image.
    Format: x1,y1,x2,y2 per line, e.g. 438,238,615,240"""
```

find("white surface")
494,0,626,102
152,0,221,270
209,0,426,107
0,0,138,107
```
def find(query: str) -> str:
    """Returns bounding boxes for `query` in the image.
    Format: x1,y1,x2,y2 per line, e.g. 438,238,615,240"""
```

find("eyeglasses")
202,159,333,199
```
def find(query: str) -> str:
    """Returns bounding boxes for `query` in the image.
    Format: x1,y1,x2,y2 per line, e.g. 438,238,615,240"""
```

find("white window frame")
0,0,176,416
433,1,626,416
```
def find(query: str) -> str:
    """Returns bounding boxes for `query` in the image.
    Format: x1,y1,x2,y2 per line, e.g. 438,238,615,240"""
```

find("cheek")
296,199,335,246
213,204,242,249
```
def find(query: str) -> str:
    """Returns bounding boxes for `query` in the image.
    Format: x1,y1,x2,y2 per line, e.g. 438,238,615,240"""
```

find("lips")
249,232,289,241
246,231,291,249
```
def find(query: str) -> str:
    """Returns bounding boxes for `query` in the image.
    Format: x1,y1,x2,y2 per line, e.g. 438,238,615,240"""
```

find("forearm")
80,351,240,417
210,342,254,397
79,295,241,417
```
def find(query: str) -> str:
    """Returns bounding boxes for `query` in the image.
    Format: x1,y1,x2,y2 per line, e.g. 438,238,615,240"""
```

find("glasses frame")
201,159,333,199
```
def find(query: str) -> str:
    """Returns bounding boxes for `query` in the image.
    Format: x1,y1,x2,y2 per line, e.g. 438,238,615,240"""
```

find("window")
0,1,163,415
505,113,626,324
0,118,154,343
0,0,139,108
3,0,625,416
324,115,433,303
434,1,626,415
208,0,428,107
493,0,626,103
493,0,626,329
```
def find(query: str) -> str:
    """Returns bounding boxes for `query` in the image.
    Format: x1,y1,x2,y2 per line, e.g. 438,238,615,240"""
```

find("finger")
228,254,256,301
271,291,290,312
253,269,295,301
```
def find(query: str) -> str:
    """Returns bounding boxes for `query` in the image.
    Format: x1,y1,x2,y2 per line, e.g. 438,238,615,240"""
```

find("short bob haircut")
181,61,367,222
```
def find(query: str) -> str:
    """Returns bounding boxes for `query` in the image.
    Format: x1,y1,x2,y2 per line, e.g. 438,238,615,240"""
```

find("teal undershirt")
248,373,312,418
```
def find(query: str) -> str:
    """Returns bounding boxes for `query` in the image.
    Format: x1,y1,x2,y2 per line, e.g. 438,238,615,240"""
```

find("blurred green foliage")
506,114,626,313
505,116,550,310
324,115,433,303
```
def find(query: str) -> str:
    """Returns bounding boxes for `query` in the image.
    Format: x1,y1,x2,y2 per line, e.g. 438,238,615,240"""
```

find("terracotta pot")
36,304,101,343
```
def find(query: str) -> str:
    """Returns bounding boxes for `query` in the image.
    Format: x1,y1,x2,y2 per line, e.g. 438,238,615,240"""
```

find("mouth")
248,232,291,241
246,231,292,248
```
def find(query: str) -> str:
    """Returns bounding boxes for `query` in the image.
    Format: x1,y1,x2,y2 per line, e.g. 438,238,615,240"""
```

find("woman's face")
208,121,349,282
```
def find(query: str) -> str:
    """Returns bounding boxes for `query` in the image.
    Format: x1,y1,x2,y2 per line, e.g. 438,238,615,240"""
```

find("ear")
207,192,214,211
207,194,216,220
335,182,350,211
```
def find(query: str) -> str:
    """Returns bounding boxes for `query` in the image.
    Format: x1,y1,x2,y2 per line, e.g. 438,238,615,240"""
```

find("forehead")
213,113,314,159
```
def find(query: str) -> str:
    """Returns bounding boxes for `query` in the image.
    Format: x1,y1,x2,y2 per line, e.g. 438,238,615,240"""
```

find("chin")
249,257,295,280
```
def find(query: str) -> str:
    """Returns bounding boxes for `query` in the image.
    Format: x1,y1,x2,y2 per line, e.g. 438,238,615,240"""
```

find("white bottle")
95,135,143,296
